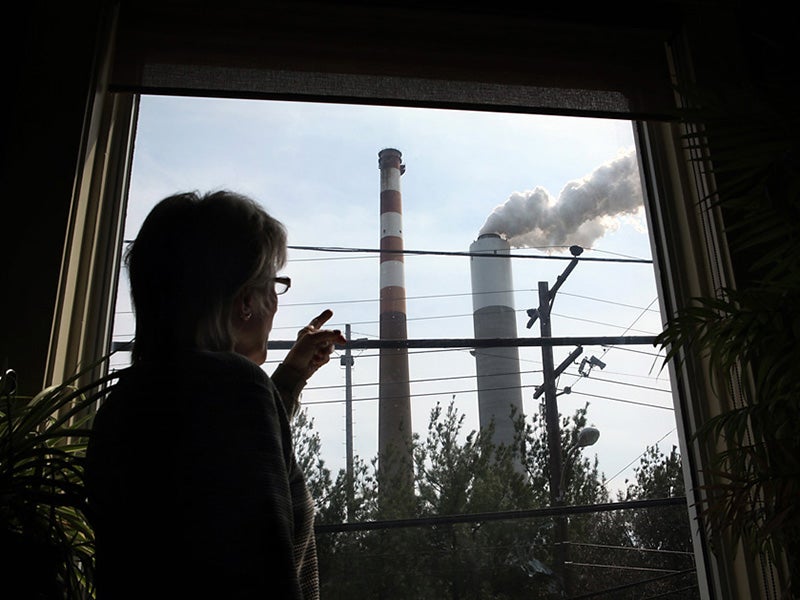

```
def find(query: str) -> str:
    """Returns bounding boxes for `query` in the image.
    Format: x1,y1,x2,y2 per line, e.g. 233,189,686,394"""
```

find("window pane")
110,94,693,596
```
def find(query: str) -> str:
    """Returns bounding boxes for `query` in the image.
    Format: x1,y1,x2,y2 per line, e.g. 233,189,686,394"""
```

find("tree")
566,445,698,599
298,401,599,598
624,445,692,554
296,402,698,599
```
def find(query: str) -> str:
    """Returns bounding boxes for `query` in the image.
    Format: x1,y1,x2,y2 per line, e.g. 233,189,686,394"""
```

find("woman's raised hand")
283,309,347,380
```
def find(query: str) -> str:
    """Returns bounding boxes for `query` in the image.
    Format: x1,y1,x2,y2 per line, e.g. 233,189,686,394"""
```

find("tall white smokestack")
377,148,413,492
470,233,524,450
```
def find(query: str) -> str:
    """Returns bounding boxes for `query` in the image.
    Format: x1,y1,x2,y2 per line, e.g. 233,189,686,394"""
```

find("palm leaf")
658,80,800,590
1,359,118,599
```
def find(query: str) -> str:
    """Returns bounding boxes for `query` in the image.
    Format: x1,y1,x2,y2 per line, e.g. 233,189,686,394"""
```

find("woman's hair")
125,190,287,362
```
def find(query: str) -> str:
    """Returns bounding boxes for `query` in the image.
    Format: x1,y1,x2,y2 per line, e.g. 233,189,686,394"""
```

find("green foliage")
655,76,800,588
1,365,115,600
517,403,609,507
623,445,692,553
411,402,547,599
292,409,335,507
299,400,696,598
567,444,697,599
414,402,533,516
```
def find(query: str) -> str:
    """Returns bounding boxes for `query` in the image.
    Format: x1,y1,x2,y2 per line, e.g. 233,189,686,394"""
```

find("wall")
0,1,106,395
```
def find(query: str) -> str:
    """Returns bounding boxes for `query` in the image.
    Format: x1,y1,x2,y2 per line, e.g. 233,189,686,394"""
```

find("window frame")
51,5,776,598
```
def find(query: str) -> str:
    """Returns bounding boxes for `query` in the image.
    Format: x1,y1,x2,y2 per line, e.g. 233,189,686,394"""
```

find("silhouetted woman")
86,190,345,599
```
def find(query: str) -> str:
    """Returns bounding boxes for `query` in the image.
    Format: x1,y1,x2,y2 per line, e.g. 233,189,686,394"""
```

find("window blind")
110,1,678,121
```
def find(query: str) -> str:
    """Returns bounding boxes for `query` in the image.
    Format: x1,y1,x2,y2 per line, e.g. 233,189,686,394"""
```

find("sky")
111,95,678,496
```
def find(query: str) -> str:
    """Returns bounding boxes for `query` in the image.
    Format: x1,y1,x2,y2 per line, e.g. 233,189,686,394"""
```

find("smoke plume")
479,148,643,251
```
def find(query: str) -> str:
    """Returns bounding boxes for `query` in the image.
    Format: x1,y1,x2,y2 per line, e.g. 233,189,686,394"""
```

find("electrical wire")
564,542,693,556
288,244,654,264
269,308,661,336
566,562,683,574
562,296,661,394
557,390,673,411
568,568,697,600
303,368,543,391
122,239,653,264
300,366,669,396
559,371,671,394
299,385,675,413
604,428,677,485
275,288,661,313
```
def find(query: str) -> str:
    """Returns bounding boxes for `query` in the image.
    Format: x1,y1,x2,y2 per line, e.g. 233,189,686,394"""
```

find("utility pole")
527,245,583,595
340,324,355,520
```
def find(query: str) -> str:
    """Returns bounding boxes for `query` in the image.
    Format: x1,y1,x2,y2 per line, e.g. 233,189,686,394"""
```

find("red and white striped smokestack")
377,148,413,485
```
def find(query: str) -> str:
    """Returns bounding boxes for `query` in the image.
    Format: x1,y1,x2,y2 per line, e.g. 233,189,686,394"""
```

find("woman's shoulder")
128,350,269,384
188,350,269,380
103,352,275,413
98,351,278,425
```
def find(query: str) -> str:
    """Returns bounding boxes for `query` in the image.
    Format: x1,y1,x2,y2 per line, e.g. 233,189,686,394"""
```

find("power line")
569,568,697,600
550,312,660,336
642,583,700,599
564,296,661,395
275,288,661,314
559,290,661,312
288,244,654,264
566,562,683,574
113,292,663,336
563,390,673,411
314,497,688,533
301,383,541,406
560,371,672,394
304,368,543,391
122,239,653,264
267,309,660,336
110,342,670,409
273,345,670,387
604,428,678,485
302,368,669,396
112,335,658,354
284,245,654,263
112,288,662,315
299,385,675,413
336,335,653,351
289,254,376,262
603,345,665,358
564,542,693,556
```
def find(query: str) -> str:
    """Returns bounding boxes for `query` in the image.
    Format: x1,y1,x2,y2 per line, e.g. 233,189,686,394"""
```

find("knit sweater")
85,350,319,599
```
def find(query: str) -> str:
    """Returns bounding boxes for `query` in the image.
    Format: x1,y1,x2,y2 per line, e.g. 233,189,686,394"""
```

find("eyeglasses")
273,276,291,295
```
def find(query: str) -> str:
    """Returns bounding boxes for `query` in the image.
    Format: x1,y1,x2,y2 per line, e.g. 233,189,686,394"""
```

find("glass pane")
110,96,695,597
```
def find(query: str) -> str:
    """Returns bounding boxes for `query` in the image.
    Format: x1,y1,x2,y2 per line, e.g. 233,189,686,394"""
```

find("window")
50,2,791,596
112,96,671,492
109,95,697,597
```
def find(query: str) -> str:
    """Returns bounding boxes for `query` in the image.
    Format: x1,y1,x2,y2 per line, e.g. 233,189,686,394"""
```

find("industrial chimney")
470,233,525,450
377,148,414,492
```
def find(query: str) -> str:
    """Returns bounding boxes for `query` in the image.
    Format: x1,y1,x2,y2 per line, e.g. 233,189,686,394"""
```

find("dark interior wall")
0,1,104,395
680,3,797,289
1,0,788,393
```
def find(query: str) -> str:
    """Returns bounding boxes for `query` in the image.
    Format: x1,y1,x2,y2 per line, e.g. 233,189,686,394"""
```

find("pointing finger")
308,309,333,329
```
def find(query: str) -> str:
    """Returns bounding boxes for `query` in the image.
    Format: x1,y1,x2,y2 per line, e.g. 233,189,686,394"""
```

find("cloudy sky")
112,95,678,495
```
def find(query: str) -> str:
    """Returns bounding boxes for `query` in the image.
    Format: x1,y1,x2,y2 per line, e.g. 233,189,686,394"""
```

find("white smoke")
479,148,643,252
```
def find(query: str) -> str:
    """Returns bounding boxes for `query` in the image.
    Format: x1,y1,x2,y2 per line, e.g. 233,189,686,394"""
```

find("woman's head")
125,190,287,363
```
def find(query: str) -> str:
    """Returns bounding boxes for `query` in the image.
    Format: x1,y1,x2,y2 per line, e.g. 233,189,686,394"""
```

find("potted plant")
1,362,116,599
655,76,799,595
